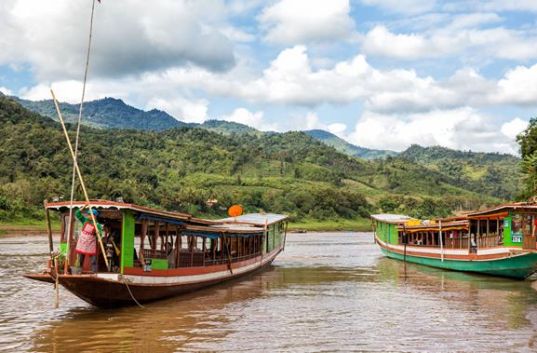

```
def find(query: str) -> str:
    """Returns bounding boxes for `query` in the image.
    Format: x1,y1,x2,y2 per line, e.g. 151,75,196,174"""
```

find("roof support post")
439,220,444,262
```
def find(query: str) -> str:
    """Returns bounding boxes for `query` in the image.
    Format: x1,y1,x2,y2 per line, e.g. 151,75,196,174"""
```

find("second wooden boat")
371,203,537,279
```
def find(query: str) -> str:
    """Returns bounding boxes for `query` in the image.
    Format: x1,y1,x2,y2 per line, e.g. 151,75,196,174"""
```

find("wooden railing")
523,235,537,250
205,251,261,265
476,234,501,248
140,248,263,268
444,237,469,249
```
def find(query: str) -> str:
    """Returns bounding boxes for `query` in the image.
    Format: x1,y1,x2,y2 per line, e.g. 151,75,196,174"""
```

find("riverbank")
0,220,60,237
0,217,371,236
287,217,371,232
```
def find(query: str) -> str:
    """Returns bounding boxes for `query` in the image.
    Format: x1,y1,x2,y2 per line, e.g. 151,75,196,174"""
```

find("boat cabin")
373,203,537,252
399,218,470,249
45,200,288,275
468,203,537,250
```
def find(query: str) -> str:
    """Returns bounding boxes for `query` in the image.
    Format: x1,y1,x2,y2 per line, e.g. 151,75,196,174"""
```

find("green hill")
199,120,262,136
399,145,521,200
0,96,512,226
15,97,185,131
304,129,397,159
16,96,396,158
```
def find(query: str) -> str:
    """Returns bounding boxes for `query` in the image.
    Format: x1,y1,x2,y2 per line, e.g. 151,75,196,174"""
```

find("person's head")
87,208,99,217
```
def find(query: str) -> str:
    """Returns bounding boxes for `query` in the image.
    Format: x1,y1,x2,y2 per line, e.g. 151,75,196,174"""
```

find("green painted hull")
380,248,537,280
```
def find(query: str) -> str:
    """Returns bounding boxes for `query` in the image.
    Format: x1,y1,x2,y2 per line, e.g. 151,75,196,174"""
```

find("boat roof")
185,223,265,235
45,200,198,219
370,214,414,224
468,202,537,218
218,213,288,226
399,219,469,233
45,200,287,227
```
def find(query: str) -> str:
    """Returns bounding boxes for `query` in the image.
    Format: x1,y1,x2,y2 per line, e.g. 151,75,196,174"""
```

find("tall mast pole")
65,0,97,273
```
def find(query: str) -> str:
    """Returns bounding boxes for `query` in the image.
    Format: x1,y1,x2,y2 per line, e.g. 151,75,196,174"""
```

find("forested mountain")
15,95,392,157
200,120,262,136
16,96,186,131
304,129,397,159
399,145,521,200
16,96,266,135
0,95,506,223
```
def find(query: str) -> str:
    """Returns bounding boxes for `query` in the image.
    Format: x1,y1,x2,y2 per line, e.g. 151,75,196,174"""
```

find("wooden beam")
153,221,159,257
202,237,206,266
139,220,147,267
190,236,194,267
45,202,54,257
176,229,181,268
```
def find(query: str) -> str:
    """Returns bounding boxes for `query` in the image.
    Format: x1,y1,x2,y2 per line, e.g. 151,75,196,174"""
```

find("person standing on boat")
75,206,102,273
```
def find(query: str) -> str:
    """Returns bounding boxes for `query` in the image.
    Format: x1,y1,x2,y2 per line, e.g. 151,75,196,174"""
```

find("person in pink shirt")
75,207,102,272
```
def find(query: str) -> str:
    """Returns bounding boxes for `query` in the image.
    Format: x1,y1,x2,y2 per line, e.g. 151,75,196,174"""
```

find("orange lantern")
228,204,243,217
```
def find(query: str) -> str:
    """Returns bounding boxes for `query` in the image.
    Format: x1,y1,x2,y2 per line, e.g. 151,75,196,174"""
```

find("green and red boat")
25,200,288,308
372,203,537,279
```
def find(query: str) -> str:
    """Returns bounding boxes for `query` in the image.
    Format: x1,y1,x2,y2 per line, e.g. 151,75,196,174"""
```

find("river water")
1,232,537,352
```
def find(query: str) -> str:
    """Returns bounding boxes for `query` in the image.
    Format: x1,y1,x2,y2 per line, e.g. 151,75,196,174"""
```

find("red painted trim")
468,211,509,220
468,203,537,217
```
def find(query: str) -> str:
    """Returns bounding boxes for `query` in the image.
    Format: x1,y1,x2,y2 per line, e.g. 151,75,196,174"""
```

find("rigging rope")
122,277,145,309
66,0,97,272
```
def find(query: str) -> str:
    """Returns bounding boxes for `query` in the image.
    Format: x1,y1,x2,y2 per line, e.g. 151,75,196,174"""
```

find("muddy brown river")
1,232,537,352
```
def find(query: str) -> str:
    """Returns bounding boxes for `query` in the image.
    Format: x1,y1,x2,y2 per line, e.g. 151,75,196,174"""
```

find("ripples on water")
1,233,537,352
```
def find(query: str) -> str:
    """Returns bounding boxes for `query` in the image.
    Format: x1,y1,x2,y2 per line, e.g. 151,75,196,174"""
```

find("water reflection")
378,258,537,327
2,233,537,352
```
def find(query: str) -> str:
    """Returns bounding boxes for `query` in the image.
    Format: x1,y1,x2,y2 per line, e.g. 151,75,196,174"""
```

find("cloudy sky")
1,0,536,154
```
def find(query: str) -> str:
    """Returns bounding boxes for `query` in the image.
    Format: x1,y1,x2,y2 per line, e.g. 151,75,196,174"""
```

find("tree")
517,118,537,158
517,118,537,198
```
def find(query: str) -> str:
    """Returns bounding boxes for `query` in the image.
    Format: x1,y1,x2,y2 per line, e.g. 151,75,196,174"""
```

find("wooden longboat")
371,203,537,279
25,200,288,308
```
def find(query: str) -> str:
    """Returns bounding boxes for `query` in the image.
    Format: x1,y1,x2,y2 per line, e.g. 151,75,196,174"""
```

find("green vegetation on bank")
0,219,61,236
0,95,523,230
288,217,372,232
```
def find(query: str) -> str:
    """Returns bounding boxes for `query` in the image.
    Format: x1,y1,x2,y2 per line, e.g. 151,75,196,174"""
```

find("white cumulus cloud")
362,17,537,61
501,118,529,140
147,97,209,124
349,108,524,154
0,86,13,96
259,0,355,45
0,0,237,80
496,63,537,105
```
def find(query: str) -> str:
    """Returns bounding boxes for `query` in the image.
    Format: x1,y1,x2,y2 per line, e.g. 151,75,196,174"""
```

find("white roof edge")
371,214,413,223
219,213,288,226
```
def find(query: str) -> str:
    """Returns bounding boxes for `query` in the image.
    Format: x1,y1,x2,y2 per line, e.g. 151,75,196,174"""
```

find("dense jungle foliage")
517,118,537,199
0,95,521,223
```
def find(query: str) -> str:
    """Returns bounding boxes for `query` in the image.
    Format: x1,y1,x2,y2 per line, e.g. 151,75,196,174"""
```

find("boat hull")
26,248,282,308
377,240,537,280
